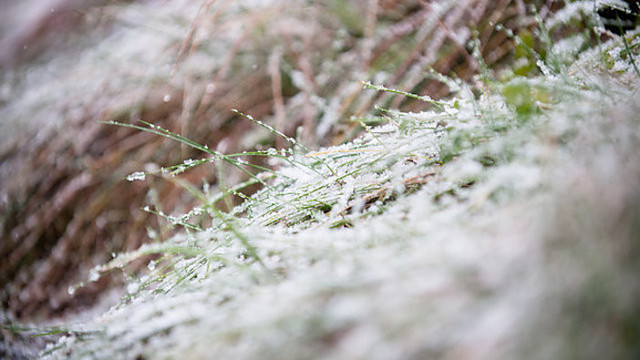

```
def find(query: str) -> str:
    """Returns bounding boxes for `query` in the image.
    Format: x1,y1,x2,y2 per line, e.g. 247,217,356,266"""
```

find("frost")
545,1,593,30
127,282,140,294
43,30,640,360
126,171,146,182
552,35,586,61
183,158,196,166
88,270,100,282
597,0,631,11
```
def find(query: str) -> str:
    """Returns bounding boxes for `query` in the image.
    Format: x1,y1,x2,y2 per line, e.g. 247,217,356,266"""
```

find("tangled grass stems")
103,120,273,189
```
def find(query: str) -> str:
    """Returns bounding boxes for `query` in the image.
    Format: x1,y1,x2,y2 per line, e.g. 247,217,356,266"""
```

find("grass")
37,4,640,357
1,0,550,323
1,1,639,359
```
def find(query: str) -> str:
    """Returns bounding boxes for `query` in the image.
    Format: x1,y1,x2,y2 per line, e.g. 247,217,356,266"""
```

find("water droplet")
68,286,76,295
163,94,171,102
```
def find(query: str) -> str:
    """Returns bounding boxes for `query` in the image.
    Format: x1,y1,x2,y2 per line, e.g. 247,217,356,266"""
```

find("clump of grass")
40,6,640,357
4,1,640,358
1,0,535,321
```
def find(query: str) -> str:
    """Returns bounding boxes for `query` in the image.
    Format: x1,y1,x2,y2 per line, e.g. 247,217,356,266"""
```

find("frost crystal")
126,171,146,181
183,158,196,166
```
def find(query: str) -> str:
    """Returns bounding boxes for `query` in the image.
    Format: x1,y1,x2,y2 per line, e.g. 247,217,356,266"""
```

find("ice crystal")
126,171,146,182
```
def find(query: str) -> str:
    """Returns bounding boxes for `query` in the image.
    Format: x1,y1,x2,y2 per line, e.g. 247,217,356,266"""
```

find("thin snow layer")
45,36,640,359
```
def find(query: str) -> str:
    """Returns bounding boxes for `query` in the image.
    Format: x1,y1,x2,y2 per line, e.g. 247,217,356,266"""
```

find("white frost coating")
552,35,587,61
126,171,146,182
88,270,100,282
183,158,196,166
43,34,640,360
545,1,594,30
597,0,631,11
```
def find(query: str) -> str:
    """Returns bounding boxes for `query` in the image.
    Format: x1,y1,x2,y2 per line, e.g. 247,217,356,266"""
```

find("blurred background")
1,0,631,326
